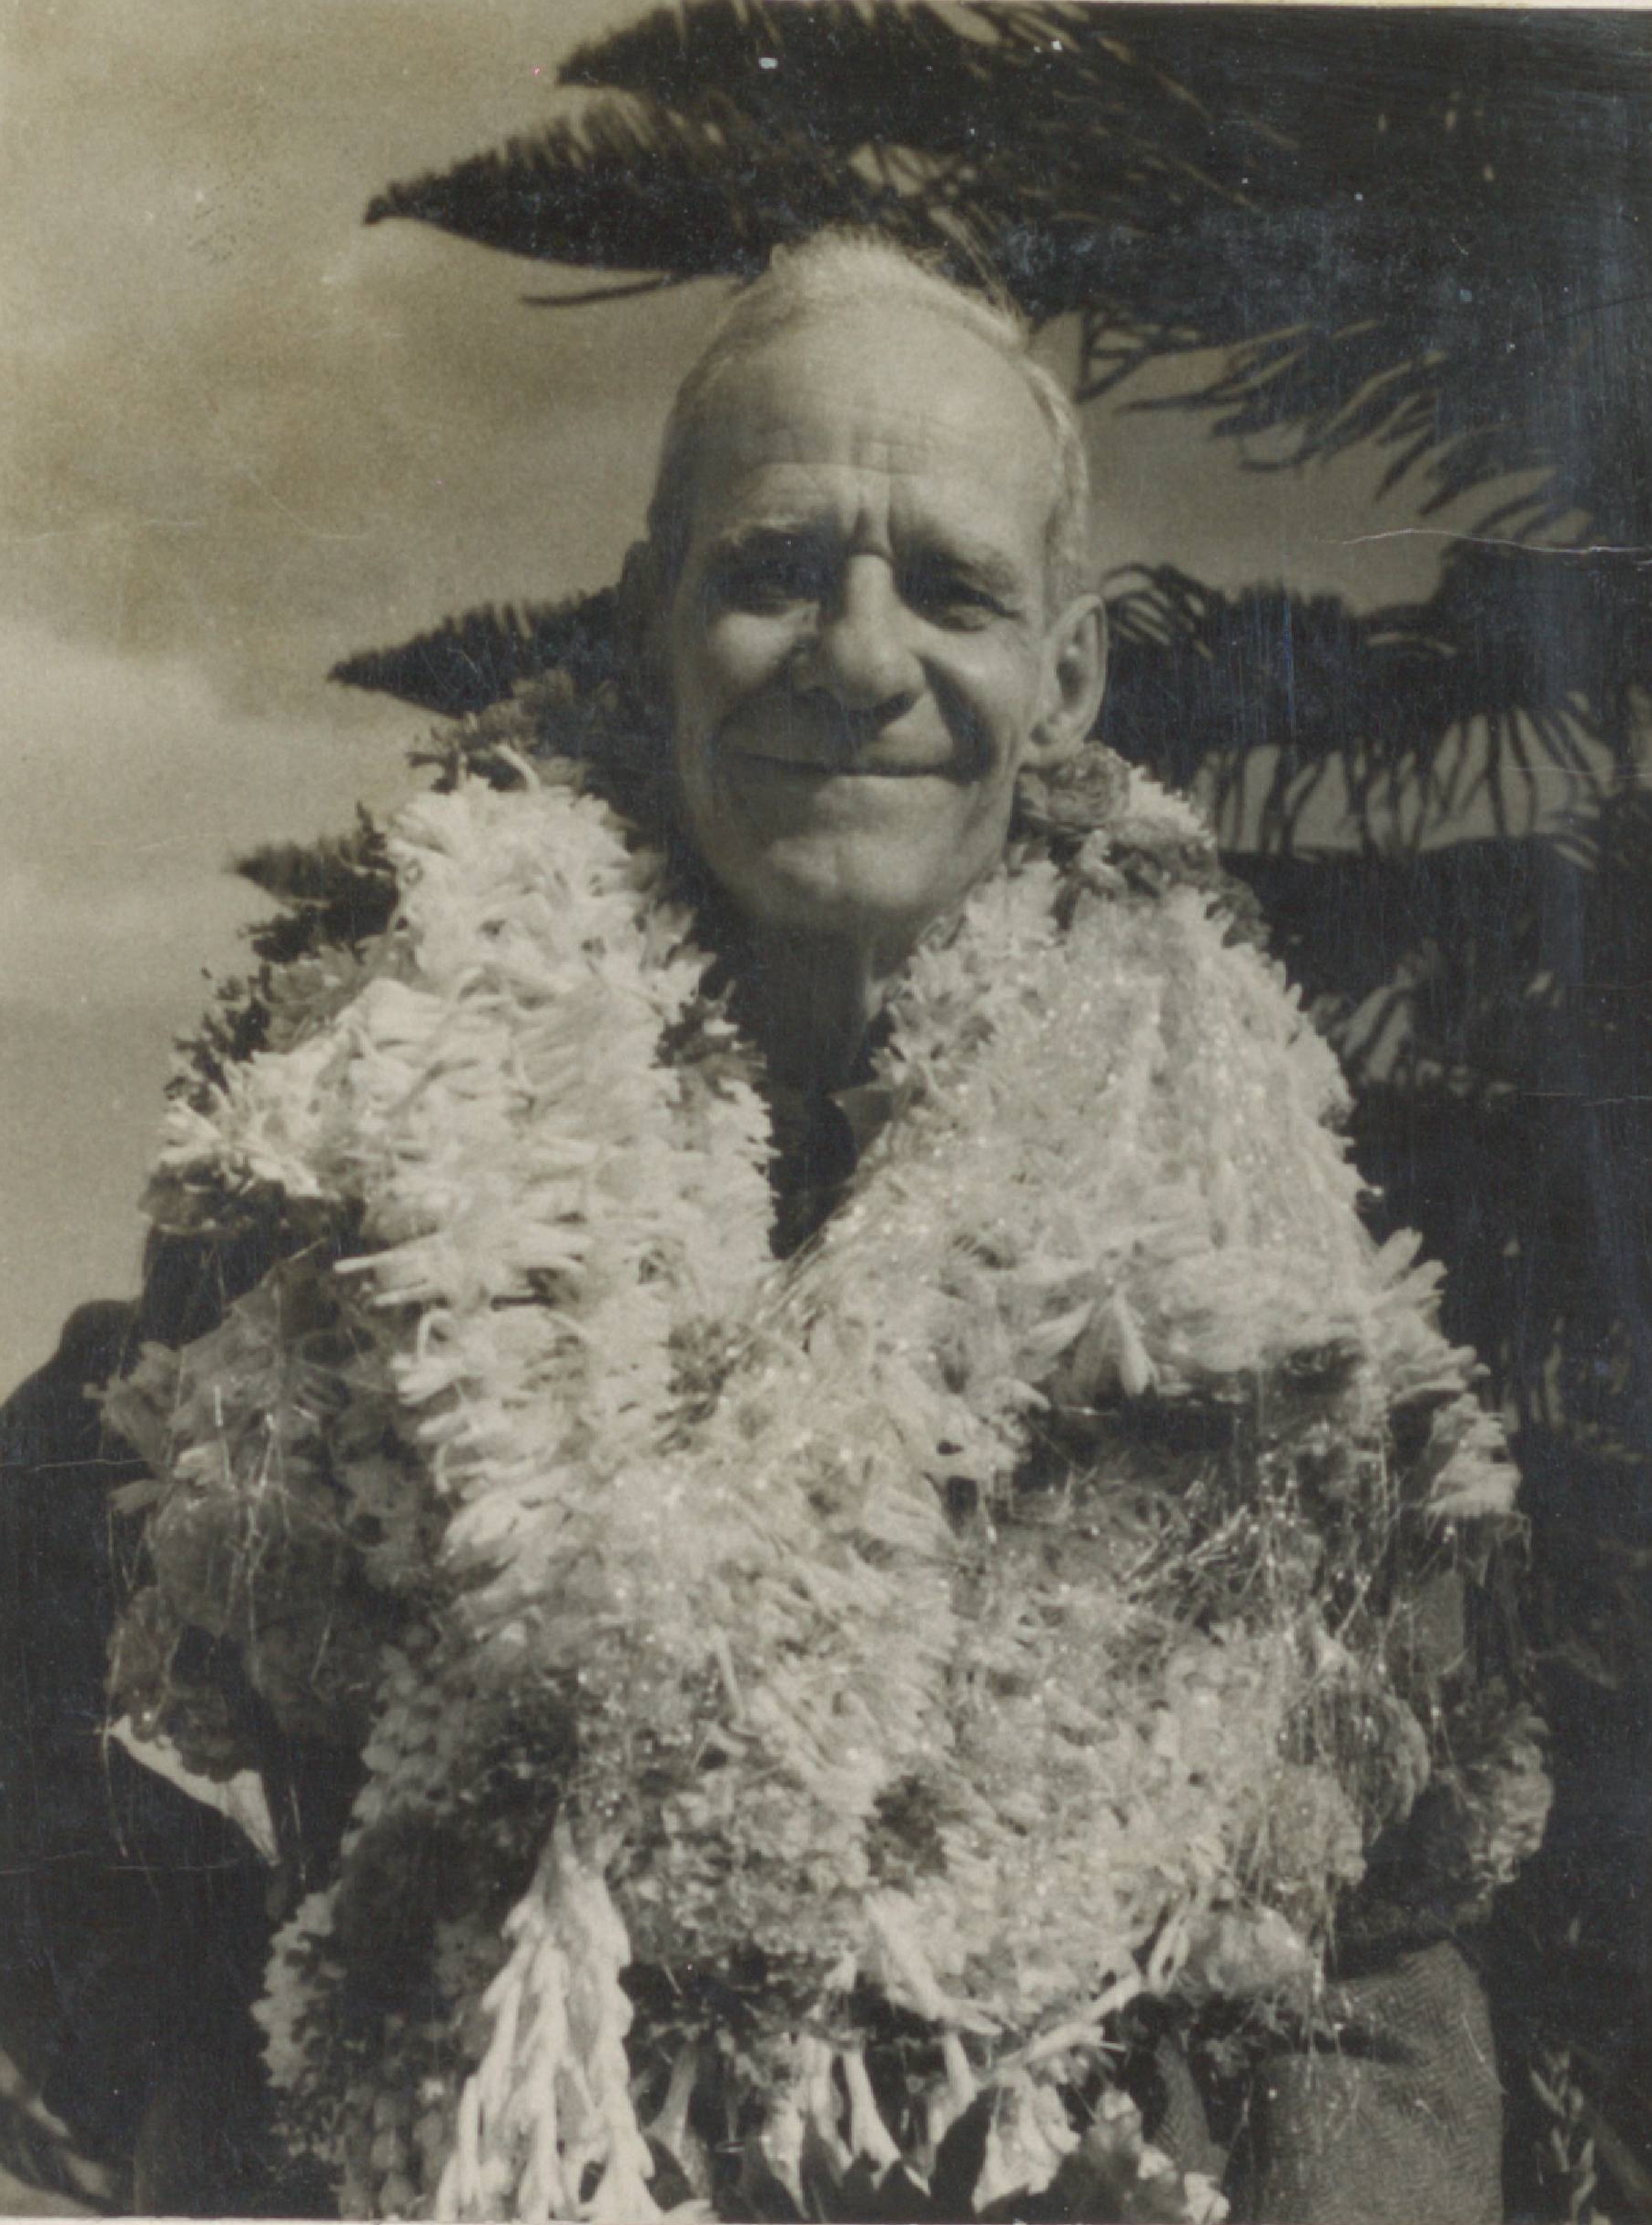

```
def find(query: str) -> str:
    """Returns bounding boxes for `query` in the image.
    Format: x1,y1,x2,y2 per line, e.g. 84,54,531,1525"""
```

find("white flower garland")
110,757,1531,2221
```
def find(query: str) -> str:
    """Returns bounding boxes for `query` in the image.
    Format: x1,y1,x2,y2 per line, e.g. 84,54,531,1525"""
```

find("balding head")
643,237,1109,965
647,232,1094,606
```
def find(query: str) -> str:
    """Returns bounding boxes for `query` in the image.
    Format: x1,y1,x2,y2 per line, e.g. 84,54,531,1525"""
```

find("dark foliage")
234,812,396,965
325,544,1642,843
330,592,623,716
366,94,914,279
1104,547,1650,841
373,4,1652,536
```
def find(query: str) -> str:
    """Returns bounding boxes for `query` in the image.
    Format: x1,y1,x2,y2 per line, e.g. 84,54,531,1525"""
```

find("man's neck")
734,924,905,1097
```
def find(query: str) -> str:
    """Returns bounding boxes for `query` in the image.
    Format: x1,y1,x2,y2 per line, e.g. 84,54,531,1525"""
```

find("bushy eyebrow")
704,523,820,564
903,539,1029,605
703,518,1031,604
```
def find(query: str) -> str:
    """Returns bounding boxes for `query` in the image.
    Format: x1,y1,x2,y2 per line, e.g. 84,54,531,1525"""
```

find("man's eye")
903,565,1005,627
715,545,826,612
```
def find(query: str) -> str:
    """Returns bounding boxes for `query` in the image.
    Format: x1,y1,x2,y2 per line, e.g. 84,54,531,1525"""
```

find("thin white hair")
647,230,1094,605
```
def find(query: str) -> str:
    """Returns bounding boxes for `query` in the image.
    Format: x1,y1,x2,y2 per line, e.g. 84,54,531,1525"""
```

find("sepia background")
0,0,1561,1391
5,2,1652,2213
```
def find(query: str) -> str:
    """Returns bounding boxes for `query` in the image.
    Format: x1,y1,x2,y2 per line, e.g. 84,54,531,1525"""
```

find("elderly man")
636,239,1104,1098
4,235,1533,2221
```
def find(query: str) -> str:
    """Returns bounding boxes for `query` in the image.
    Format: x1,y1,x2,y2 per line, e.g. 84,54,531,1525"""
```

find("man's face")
661,306,1079,960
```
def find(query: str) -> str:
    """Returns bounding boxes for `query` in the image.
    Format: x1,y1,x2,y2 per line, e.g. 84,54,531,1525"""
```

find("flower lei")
106,737,1543,2222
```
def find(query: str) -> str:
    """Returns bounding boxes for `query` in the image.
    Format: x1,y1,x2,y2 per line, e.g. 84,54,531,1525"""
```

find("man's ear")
616,536,670,707
1028,594,1108,769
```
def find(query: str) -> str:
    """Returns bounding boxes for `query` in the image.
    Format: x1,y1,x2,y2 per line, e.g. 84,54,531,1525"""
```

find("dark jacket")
0,1305,278,2214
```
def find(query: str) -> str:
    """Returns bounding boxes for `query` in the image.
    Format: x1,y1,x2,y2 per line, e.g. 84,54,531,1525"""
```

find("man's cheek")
701,614,789,696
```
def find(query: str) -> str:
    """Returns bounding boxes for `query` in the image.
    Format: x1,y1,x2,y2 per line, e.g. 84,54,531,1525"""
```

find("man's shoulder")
1,1301,137,1468
1,1301,145,1768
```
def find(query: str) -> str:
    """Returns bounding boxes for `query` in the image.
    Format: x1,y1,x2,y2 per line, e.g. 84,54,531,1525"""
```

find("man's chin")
713,761,973,862
677,759,1012,944
708,831,978,946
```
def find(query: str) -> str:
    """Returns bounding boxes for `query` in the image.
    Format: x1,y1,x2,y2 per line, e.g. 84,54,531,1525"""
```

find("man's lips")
714,702,966,779
733,751,948,779
722,727,960,777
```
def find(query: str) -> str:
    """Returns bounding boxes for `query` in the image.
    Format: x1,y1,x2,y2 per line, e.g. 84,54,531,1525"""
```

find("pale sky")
0,0,1535,1387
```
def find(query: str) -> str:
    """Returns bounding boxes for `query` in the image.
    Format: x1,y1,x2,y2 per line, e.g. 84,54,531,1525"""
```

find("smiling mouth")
735,753,948,780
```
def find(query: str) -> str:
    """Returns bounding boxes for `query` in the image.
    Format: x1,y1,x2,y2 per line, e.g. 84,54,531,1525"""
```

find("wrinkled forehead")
677,306,1059,558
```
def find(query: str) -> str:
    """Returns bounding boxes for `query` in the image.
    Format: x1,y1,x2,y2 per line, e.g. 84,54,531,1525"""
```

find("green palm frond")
560,1,1250,256
334,547,1642,849
1239,797,1652,1670
372,1,1651,533
1047,9,1652,532
1235,797,1652,1102
365,88,918,277
233,816,397,963
329,593,621,716
1103,547,1643,847
559,0,1010,157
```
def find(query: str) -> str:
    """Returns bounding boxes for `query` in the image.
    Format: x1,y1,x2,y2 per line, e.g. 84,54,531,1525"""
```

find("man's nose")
795,557,919,716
